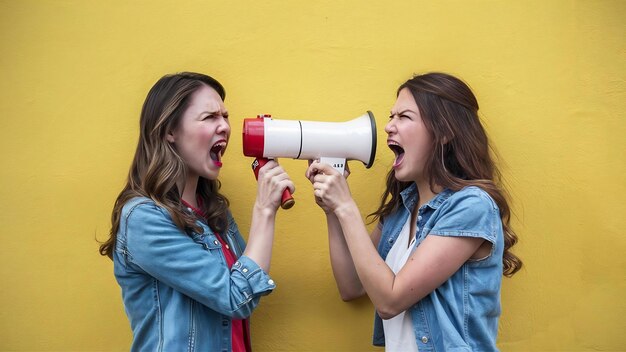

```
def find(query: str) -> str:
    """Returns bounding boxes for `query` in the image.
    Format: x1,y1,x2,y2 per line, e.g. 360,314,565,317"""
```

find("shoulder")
226,208,235,223
442,186,498,214
120,197,170,223
430,186,500,241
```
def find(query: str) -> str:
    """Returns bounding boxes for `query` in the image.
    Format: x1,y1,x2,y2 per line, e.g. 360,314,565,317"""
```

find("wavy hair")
99,72,229,259
369,72,522,277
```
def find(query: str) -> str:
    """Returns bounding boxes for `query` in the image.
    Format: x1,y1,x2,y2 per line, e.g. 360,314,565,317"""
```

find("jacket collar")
400,182,454,212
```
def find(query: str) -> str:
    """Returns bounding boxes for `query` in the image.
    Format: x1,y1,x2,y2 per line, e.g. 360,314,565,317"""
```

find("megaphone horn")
242,111,377,209
243,111,377,168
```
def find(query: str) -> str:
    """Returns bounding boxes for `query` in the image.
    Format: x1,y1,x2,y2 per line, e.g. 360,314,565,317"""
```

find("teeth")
210,142,227,153
210,142,226,162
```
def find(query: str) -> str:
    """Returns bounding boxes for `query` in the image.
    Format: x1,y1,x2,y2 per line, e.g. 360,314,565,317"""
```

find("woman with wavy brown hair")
306,72,521,351
99,72,294,352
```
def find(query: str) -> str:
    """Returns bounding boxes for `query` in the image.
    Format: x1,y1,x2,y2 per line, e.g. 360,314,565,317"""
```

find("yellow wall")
1,1,624,351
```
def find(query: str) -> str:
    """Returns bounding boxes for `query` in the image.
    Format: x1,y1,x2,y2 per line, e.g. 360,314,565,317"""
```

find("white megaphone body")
242,111,377,209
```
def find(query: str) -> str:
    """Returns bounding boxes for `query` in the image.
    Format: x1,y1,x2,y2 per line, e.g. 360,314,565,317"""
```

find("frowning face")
385,88,433,183
167,84,230,182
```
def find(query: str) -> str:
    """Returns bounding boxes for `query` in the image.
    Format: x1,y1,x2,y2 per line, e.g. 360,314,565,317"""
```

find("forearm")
243,203,276,272
334,203,479,319
334,202,397,311
326,213,365,300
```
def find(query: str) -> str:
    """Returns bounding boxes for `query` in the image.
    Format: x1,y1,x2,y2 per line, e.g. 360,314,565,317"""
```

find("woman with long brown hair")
306,72,521,351
100,72,294,351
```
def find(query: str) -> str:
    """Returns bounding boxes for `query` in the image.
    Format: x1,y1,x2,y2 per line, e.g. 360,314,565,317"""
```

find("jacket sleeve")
428,187,500,246
121,201,275,319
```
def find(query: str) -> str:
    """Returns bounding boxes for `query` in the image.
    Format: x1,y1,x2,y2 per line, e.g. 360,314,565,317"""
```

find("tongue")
393,153,405,167
210,149,223,167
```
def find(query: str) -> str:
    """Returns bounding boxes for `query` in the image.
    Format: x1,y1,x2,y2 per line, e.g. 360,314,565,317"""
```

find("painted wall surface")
1,1,624,351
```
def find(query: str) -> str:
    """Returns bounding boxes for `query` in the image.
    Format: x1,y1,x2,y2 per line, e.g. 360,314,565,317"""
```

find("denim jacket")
113,197,276,352
373,184,504,352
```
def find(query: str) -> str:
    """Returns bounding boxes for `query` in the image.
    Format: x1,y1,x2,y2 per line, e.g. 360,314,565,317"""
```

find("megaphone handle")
251,157,295,210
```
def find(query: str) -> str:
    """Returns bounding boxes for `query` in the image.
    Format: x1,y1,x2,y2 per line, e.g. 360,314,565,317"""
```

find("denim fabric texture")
113,197,275,352
373,183,503,352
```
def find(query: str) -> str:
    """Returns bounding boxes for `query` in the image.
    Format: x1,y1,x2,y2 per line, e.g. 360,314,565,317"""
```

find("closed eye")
389,114,411,120
203,113,228,120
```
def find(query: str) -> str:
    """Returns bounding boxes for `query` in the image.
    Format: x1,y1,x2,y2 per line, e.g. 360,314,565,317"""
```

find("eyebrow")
203,109,228,116
390,109,415,115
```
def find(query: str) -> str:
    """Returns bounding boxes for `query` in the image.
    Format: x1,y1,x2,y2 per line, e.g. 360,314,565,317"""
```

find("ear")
166,130,176,143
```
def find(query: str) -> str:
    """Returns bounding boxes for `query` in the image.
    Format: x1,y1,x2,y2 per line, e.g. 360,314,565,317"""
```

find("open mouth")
387,141,405,167
210,141,227,167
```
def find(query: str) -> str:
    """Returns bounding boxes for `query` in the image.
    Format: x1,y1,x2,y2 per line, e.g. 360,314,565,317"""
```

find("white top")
382,216,418,352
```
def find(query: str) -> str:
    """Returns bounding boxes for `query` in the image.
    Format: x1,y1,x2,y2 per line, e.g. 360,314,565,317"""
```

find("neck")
181,175,199,208
415,178,442,208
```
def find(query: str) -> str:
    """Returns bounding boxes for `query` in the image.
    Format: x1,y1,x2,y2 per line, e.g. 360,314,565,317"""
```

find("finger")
281,179,296,194
268,172,296,195
305,162,315,180
263,164,287,179
269,171,291,188
306,161,325,181
270,170,293,185
312,180,327,194
312,173,327,184
257,160,278,177
310,160,335,176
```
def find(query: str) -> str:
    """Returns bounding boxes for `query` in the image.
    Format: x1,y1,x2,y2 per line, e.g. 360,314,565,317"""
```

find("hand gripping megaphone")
242,111,377,209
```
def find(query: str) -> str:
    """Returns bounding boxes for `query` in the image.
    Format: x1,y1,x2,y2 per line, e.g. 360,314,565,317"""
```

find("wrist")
253,202,277,219
322,208,334,215
333,200,359,220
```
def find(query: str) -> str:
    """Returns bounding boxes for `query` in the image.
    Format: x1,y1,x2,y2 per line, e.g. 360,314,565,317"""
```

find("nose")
384,118,395,135
217,115,230,135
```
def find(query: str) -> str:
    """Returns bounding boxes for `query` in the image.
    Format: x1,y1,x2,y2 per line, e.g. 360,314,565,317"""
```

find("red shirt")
183,199,250,352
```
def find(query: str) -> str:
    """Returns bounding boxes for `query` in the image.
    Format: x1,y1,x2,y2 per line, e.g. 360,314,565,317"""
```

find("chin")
392,169,406,182
393,168,418,183
202,170,220,181
394,174,411,183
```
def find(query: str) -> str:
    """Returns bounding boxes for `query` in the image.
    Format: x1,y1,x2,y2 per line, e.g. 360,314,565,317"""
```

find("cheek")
420,141,435,158
408,139,433,164
196,127,215,143
181,130,212,153
416,128,433,152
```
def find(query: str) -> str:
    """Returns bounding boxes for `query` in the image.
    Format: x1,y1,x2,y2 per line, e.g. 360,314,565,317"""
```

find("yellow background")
1,1,624,351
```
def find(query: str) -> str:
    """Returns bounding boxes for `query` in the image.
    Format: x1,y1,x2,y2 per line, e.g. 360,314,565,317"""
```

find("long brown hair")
99,72,229,259
369,72,522,277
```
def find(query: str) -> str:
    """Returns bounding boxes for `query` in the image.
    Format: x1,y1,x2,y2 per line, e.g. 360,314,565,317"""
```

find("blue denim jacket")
373,184,503,352
113,197,276,352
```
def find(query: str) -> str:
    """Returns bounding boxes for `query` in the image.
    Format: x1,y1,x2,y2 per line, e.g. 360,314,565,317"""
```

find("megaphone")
242,111,377,209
